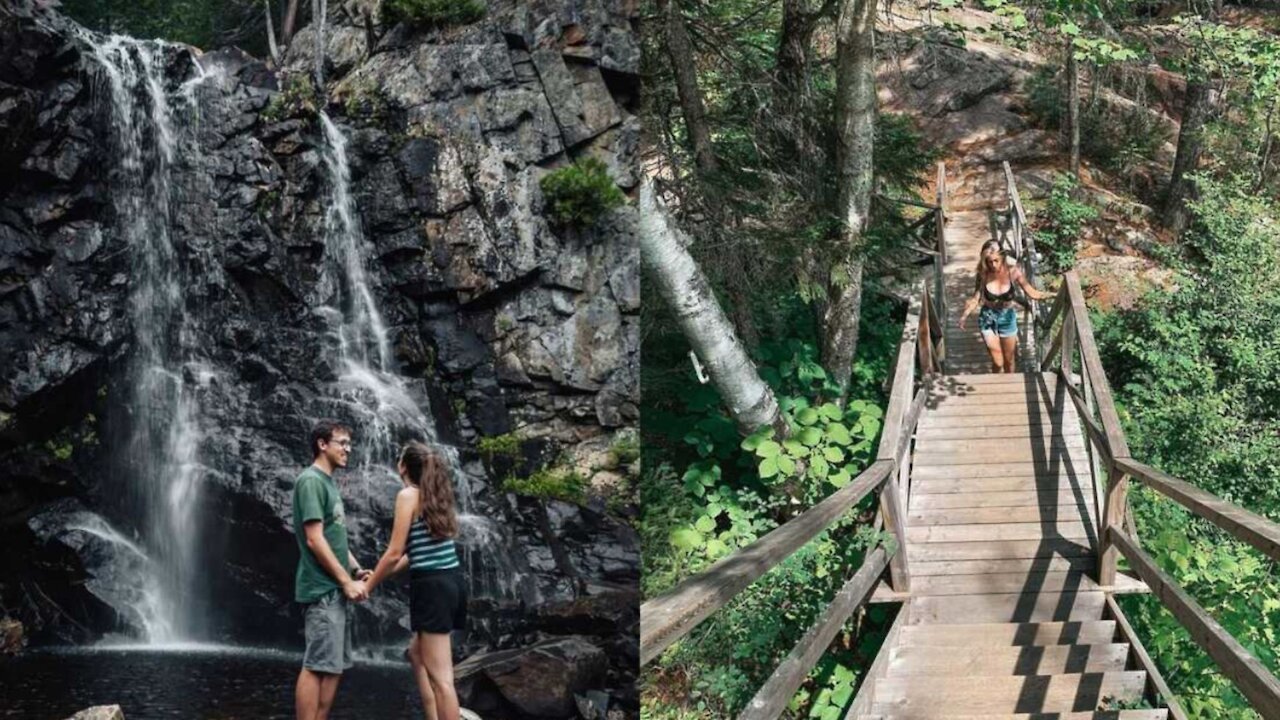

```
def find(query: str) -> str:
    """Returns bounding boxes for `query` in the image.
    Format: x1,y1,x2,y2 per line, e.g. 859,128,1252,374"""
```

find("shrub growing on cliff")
384,0,486,28
503,467,587,504
540,158,626,227
262,74,319,123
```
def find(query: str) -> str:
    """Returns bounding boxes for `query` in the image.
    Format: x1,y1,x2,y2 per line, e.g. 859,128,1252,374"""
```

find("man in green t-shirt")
293,419,371,720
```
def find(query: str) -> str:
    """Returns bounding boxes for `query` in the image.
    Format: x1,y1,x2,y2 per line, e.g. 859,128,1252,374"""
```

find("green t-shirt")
292,466,352,603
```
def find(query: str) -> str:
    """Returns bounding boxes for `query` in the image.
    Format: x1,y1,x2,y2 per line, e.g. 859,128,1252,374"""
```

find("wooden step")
861,711,1168,719
916,424,1083,440
908,504,1096,526
909,591,1107,624
871,672,1147,714
916,433,1086,450
911,490,1093,510
912,461,1093,480
911,476,1094,495
905,571,1107,597
915,448,1091,466
941,372,1058,385
906,538,1093,563
918,413,1079,429
887,643,1132,676
897,620,1117,647
906,520,1094,543
924,400,1072,416
911,556,1097,576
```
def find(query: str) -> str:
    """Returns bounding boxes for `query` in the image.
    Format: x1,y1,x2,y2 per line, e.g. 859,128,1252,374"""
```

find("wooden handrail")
1110,528,1280,716
1114,457,1280,564
1040,267,1280,715
639,459,893,665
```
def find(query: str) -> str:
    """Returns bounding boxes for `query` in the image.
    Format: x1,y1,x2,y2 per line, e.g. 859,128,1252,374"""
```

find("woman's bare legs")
1000,335,1018,373
981,331,1004,373
408,636,439,720
419,632,460,720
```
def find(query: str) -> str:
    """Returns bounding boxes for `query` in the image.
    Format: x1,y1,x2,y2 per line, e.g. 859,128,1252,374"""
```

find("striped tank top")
407,517,459,571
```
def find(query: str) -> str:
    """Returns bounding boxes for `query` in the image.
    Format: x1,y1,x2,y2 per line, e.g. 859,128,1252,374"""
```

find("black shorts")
409,568,467,633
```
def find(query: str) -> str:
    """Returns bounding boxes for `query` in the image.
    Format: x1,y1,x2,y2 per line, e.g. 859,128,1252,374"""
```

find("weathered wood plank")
915,424,1080,440
911,556,1096,577
1116,457,1280,564
897,620,1117,647
871,671,1146,713
639,460,893,665
906,538,1093,563
911,490,1092,510
918,413,1076,429
909,590,1107,624
1105,595,1189,720
1099,463,1129,585
912,460,1092,480
906,520,1092,543
861,710,1168,719
888,642,1130,676
914,446,1091,466
909,504,1096,527
914,437,1088,455
912,477,1092,496
1110,527,1280,716
881,477,912,592
1065,272,1130,458
906,570,1106,596
1058,370,1112,462
877,291,921,465
738,546,890,720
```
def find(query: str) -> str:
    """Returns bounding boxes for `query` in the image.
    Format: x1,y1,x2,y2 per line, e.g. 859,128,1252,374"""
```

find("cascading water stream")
315,113,535,606
81,33,213,643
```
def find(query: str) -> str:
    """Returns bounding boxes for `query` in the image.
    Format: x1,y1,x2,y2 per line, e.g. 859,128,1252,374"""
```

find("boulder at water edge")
0,617,24,655
456,636,608,718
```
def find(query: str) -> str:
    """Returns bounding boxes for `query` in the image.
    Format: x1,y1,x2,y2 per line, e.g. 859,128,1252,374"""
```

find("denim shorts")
979,306,1018,338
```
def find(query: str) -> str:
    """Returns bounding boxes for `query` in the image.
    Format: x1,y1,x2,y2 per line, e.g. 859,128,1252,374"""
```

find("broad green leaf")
756,440,782,458
827,423,852,445
695,515,716,533
828,469,852,487
811,455,830,478
759,456,779,478
824,446,845,463
669,527,703,551
819,403,843,420
797,407,820,426
777,454,797,475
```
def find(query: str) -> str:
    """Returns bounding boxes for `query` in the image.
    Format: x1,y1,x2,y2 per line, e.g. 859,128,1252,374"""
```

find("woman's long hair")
399,442,458,539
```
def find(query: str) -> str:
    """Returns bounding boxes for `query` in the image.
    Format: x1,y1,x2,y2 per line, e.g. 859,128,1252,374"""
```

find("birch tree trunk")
640,180,786,437
281,0,301,46
824,0,877,403
657,0,718,173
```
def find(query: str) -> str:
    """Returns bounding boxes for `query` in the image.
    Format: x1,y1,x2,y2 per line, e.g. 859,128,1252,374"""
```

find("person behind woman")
366,442,466,720
958,240,1053,373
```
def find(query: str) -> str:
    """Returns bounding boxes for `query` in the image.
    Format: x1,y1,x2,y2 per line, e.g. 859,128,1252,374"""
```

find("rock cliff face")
0,0,638,710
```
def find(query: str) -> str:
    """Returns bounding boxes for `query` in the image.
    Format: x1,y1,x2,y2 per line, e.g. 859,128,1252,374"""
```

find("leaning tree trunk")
825,0,877,404
1067,48,1081,178
657,0,718,173
640,180,786,437
281,0,301,46
1163,78,1213,235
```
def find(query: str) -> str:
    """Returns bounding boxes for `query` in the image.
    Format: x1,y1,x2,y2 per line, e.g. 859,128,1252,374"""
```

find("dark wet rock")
0,616,24,655
457,636,609,718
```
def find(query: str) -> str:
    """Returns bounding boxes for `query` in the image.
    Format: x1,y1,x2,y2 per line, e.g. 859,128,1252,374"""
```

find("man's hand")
343,580,369,602
354,568,372,582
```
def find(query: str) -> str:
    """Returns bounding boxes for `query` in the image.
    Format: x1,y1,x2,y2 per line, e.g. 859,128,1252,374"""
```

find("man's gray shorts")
302,590,353,674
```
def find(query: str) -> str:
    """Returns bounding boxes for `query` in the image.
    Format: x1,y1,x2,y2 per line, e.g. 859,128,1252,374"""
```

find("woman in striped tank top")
366,442,467,720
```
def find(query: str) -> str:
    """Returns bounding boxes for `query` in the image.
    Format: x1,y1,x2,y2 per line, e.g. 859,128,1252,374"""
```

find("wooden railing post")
1099,461,1129,586
1060,303,1076,384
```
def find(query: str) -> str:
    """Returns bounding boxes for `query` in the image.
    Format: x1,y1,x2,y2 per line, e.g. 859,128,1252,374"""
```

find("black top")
981,269,1019,305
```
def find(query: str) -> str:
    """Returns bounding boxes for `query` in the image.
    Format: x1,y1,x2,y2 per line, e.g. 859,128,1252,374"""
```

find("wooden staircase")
854,373,1160,717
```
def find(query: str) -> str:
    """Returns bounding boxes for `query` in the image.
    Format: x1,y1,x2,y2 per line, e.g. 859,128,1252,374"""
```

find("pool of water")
0,645,430,719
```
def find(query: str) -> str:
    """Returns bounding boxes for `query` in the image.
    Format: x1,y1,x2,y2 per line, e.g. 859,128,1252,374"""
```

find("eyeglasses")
329,439,352,449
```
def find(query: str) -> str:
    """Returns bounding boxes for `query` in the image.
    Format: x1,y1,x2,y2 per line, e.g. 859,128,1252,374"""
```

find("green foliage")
1095,174,1280,716
874,114,942,196
262,74,319,124
641,293,902,716
342,80,389,120
502,466,587,504
62,0,271,55
539,158,626,227
1029,174,1098,274
610,433,641,467
384,0,486,27
477,433,521,463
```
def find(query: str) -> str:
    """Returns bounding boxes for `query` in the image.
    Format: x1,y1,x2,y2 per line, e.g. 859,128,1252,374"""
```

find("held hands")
354,568,373,582
343,579,369,602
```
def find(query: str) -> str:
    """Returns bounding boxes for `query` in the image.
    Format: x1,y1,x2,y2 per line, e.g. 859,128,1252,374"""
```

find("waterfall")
315,112,535,606
81,33,212,643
